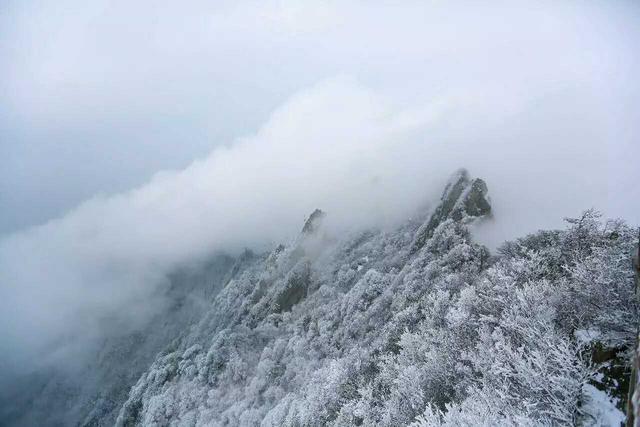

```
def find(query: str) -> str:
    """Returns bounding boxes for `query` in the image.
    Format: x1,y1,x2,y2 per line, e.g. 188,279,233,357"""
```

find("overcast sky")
2,0,638,235
1,0,640,376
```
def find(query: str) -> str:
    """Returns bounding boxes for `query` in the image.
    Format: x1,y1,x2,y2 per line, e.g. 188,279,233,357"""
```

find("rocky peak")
412,169,491,251
301,209,325,235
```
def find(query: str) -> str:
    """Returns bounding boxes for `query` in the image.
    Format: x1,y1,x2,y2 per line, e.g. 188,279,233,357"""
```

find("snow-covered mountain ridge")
112,169,638,426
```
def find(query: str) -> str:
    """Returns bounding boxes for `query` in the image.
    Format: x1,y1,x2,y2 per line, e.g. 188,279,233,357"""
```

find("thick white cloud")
2,0,639,232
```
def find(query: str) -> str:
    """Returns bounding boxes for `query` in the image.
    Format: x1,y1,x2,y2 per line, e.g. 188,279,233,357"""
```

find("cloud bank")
2,0,639,233
1,0,639,379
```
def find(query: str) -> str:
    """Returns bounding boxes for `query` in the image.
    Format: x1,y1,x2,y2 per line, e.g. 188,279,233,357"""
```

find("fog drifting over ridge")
1,0,640,381
2,0,639,234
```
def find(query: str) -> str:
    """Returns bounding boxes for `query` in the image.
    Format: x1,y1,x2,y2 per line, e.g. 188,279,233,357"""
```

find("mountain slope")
115,170,638,426
0,254,246,427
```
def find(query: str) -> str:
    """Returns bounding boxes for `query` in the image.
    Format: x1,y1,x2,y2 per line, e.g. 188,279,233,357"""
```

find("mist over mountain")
4,170,638,426
1,1,639,426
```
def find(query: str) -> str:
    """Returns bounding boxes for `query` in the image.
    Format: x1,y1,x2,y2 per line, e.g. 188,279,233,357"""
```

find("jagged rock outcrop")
412,169,490,252
274,263,311,313
632,337,640,427
628,241,640,426
302,209,325,235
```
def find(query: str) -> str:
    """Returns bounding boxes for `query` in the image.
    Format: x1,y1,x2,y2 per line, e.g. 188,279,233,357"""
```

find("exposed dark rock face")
590,342,632,412
412,169,491,252
302,209,325,235
274,263,311,313
628,238,640,426
461,178,491,218
631,338,640,427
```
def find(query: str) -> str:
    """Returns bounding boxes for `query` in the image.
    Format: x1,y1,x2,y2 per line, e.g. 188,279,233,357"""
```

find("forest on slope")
112,170,639,426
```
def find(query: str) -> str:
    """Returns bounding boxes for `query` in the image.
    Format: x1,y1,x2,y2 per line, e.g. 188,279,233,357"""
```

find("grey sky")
3,0,638,235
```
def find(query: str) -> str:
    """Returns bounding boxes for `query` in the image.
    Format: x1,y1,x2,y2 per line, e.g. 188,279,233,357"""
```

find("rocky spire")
412,169,491,251
301,209,325,235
